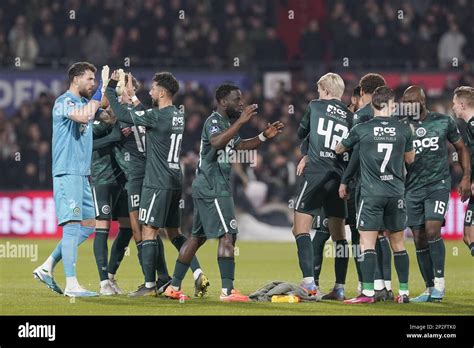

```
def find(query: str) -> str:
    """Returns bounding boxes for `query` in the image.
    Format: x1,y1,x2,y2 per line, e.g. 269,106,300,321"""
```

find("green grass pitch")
1,238,473,315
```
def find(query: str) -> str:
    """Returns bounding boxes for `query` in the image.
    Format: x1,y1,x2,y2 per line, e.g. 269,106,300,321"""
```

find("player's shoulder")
204,111,222,125
467,117,474,130
354,104,372,121
428,111,451,122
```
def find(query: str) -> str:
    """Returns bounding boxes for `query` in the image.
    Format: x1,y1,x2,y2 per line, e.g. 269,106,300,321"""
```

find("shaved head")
402,85,427,120
402,85,426,104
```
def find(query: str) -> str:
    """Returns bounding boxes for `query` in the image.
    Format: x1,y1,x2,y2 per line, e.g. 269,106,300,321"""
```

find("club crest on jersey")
73,207,81,216
230,219,238,229
101,205,110,215
416,127,427,137
135,111,145,116
326,104,347,118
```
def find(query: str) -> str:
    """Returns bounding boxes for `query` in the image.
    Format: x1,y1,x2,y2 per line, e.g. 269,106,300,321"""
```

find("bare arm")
404,149,415,165
210,105,258,149
68,100,101,124
235,121,284,150
335,143,349,154
453,139,471,201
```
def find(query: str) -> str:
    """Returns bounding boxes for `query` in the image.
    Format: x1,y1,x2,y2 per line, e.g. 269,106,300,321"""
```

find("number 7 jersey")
129,105,185,190
298,99,353,175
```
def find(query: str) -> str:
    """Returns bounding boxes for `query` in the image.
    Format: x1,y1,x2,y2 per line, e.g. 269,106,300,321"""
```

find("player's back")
143,105,184,190
356,116,413,197
52,91,92,176
303,99,353,175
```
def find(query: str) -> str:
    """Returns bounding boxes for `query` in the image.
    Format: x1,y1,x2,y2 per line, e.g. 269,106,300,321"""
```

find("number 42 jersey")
298,99,353,176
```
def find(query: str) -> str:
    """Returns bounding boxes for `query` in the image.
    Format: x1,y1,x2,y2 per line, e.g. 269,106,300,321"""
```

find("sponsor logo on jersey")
209,125,220,135
101,205,110,215
327,104,347,118
413,137,439,153
374,127,396,137
416,127,427,137
172,116,184,127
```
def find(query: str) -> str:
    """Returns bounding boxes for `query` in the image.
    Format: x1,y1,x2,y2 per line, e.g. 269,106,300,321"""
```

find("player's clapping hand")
263,121,284,139
338,183,349,200
101,65,110,93
110,69,120,82
459,176,471,202
296,155,307,176
121,127,132,137
238,104,258,124
126,72,135,97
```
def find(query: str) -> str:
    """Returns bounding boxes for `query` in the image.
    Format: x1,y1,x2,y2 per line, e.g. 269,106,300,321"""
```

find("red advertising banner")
0,191,119,239
0,190,466,240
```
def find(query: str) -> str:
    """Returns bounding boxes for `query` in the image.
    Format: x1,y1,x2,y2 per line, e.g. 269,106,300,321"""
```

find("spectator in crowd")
438,22,466,68
8,15,39,69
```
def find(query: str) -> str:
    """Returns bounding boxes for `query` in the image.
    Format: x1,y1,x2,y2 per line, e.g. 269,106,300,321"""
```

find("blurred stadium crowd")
0,0,473,69
1,0,473,228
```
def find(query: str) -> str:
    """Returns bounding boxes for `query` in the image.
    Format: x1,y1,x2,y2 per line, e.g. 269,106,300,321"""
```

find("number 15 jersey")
298,99,353,176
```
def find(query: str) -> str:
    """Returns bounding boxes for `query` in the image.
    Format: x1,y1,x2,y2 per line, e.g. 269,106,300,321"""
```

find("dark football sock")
295,233,314,279
93,228,109,282
108,227,132,275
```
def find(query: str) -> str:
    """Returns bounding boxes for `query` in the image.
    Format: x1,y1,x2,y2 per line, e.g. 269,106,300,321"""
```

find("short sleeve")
206,116,225,138
447,116,462,144
53,96,76,120
131,108,157,128
341,126,359,150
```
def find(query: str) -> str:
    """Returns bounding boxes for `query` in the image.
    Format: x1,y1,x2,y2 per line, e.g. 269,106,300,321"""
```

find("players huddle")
33,61,473,305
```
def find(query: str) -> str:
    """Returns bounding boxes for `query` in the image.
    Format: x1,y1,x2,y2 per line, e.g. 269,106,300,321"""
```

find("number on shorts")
466,210,472,223
377,143,393,173
434,200,446,215
131,194,140,208
139,208,147,221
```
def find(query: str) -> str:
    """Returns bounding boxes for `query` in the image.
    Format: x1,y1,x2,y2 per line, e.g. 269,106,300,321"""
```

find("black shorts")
465,196,474,227
295,172,347,219
92,183,128,220
139,186,181,228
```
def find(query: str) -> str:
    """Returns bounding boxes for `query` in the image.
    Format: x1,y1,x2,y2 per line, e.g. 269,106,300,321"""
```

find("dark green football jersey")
128,105,185,190
341,103,374,186
110,105,147,181
341,116,413,197
192,111,242,198
353,103,374,126
91,121,124,185
404,112,462,191
457,116,474,180
298,99,353,175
